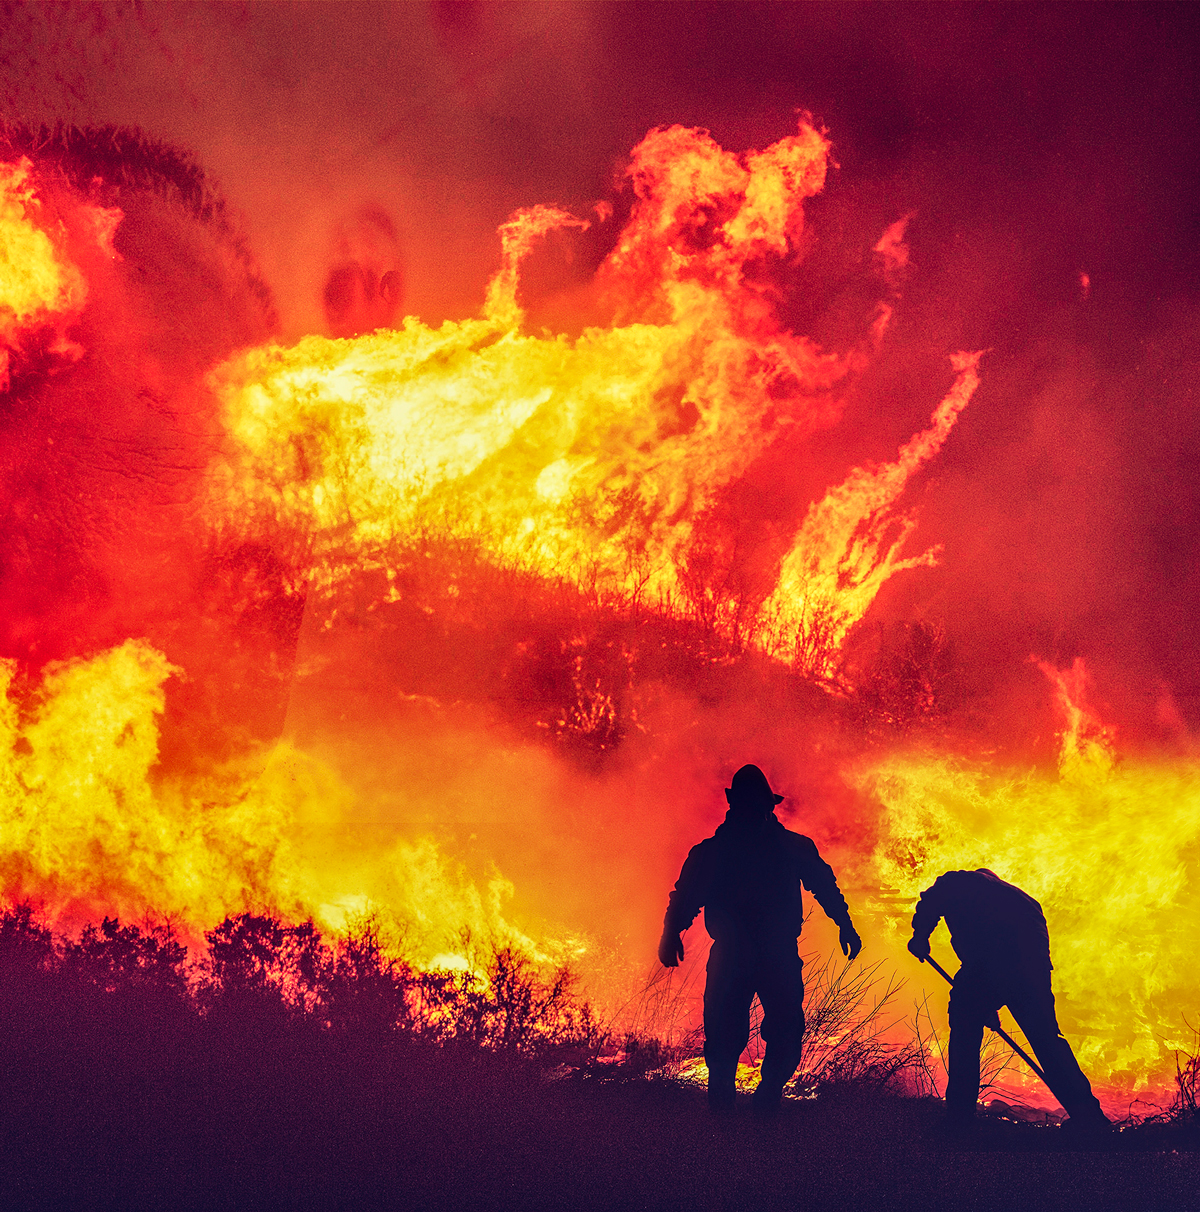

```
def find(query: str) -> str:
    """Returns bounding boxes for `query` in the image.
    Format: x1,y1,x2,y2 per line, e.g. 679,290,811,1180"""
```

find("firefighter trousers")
946,964,1105,1123
703,937,805,1104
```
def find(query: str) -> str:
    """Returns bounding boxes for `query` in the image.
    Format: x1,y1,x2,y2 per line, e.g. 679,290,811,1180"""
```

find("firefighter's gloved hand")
907,936,931,961
984,1009,1002,1032
840,923,862,961
658,931,685,968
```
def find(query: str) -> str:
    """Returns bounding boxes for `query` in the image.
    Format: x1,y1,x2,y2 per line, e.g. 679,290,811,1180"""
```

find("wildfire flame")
207,121,972,664
0,122,1192,1108
0,157,87,387
0,640,555,966
764,351,980,676
859,659,1198,1099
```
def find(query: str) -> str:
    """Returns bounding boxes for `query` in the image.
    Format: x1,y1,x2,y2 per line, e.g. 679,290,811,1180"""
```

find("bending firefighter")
907,868,1110,1131
658,765,862,1113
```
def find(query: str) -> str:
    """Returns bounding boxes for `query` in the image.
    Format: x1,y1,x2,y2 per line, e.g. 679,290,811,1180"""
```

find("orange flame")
0,641,568,970
0,159,81,321
1036,656,1116,781
29,126,1200,1107
0,158,82,385
0,123,978,1006
206,121,965,669
764,351,981,677
1,123,1195,1104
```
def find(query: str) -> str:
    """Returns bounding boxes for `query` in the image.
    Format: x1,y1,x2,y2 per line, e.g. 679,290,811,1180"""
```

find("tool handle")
923,954,955,986
991,1024,1048,1083
918,953,1049,1085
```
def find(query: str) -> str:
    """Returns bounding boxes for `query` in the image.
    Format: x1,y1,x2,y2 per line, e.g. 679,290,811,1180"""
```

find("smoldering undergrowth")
591,939,927,1099
295,531,962,774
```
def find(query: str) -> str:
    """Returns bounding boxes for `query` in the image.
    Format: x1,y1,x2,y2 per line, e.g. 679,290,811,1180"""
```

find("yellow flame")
1036,656,1117,783
0,642,565,966
764,351,981,676
0,158,80,325
0,157,120,386
0,126,1037,1089
207,122,967,667
854,664,1198,1093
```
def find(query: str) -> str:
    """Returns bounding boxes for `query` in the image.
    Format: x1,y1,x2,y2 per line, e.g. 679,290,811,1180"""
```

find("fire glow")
0,121,1195,1109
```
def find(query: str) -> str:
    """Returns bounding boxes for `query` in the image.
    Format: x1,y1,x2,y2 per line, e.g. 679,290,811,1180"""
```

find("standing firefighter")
658,764,862,1114
906,868,1110,1131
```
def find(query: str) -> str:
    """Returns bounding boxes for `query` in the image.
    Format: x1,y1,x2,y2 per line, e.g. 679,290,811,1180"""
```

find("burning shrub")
848,619,959,732
761,588,846,684
205,120,980,720
418,934,603,1058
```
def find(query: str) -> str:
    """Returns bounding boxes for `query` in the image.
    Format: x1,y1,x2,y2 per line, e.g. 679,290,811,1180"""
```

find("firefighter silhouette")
907,868,1110,1130
659,764,862,1113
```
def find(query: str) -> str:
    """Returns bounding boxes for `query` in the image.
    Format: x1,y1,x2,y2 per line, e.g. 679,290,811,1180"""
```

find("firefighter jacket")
911,868,1052,975
662,810,853,946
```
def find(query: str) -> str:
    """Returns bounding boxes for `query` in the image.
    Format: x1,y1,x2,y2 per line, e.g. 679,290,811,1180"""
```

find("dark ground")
1,1039,1196,1212
349,1078,1200,1212
0,910,1194,1212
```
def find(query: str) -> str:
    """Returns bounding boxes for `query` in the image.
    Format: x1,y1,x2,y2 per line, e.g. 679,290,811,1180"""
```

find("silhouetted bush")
0,900,617,1209
0,899,55,975
1175,1047,1199,1122
320,914,417,1039
202,912,329,1014
0,901,603,1060
0,900,1194,1211
1138,1020,1200,1129
417,935,604,1057
63,915,189,997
